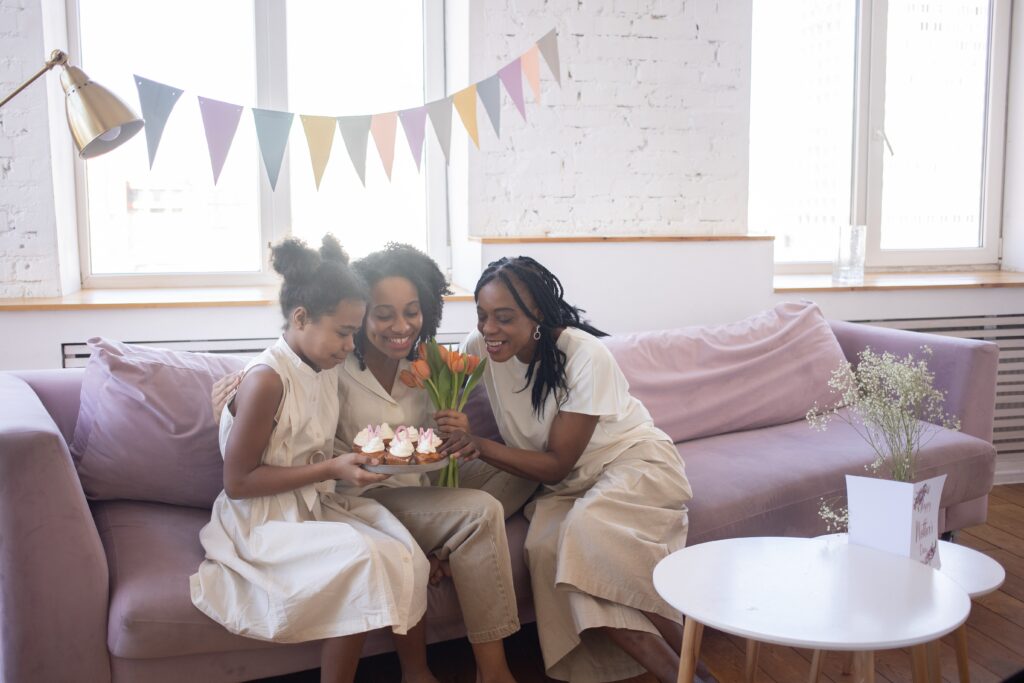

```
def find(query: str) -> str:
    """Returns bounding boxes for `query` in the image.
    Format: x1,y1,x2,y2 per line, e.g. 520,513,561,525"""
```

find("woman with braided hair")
459,256,694,683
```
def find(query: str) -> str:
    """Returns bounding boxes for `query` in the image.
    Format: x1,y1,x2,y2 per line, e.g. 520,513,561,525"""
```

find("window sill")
774,270,1024,293
0,284,475,311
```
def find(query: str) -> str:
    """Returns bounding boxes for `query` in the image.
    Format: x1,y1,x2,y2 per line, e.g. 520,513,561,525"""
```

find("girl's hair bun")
271,238,319,285
319,233,349,266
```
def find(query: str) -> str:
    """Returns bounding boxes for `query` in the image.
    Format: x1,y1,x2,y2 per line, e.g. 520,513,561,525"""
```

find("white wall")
0,0,66,297
466,0,752,237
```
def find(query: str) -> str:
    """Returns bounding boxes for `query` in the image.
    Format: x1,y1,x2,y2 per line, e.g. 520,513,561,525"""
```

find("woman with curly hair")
213,243,533,683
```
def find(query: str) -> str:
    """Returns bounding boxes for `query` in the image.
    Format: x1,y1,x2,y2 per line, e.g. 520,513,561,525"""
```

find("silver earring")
533,325,542,341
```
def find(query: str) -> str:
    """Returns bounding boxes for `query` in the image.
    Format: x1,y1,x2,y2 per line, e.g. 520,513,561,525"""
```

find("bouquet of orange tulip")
399,340,487,487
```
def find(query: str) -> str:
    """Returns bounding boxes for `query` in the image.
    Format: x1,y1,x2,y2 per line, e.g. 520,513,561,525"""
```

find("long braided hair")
474,256,607,417
351,243,451,370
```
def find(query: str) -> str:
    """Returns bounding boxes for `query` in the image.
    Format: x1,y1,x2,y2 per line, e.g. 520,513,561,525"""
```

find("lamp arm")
0,49,68,109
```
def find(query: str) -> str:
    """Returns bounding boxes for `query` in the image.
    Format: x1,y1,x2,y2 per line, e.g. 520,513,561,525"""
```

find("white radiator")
62,333,469,369
857,314,1024,484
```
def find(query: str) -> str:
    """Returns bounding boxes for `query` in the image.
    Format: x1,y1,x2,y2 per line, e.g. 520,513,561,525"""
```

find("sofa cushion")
95,500,534,659
70,338,246,508
681,410,996,545
603,302,847,443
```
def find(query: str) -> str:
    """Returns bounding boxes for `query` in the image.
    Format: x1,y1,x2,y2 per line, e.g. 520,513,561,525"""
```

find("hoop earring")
533,325,542,341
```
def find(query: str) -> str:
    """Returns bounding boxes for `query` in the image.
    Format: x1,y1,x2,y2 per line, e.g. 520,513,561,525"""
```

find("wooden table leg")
745,639,760,682
853,651,875,683
911,644,929,683
678,617,704,683
808,649,825,683
926,640,941,683
954,624,971,683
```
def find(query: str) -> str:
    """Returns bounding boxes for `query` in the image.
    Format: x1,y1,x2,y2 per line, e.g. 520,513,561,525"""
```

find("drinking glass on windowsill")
832,224,866,285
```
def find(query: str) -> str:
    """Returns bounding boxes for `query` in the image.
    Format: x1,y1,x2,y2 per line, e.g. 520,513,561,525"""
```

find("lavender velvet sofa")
0,312,998,682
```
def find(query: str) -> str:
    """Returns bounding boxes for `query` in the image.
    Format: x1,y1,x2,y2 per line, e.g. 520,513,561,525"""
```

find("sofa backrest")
14,369,85,445
602,302,848,443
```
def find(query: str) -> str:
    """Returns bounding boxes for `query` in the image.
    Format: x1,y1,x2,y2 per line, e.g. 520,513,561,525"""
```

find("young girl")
190,236,434,683
459,257,695,683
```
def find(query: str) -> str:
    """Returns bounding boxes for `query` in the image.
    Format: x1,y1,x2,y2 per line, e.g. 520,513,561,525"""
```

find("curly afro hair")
351,243,451,368
271,234,367,326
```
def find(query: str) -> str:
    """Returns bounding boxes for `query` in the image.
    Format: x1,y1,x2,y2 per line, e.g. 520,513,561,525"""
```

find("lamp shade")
59,65,144,159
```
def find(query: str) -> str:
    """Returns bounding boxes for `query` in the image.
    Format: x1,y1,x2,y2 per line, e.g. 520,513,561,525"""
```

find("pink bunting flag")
197,97,243,185
370,112,398,181
398,106,428,171
499,59,526,121
522,45,541,101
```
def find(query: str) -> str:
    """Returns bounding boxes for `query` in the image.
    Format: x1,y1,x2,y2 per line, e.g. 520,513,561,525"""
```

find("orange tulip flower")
417,342,428,361
398,369,423,389
464,354,481,374
437,344,450,362
411,359,431,381
447,351,467,374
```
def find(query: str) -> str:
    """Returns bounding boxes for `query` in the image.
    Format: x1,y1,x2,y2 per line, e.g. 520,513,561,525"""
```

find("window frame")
773,0,1010,271
68,0,449,289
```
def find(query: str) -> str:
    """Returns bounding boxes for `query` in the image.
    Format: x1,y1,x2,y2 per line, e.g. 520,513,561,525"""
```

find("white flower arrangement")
807,345,961,530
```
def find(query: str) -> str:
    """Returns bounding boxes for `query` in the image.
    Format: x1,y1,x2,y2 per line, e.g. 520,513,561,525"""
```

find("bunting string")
133,29,560,190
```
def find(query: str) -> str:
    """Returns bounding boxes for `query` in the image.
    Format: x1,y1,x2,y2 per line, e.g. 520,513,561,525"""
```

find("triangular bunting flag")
197,96,243,185
426,98,453,164
337,116,372,186
398,106,428,171
300,115,337,190
477,74,501,137
453,85,480,149
522,45,541,101
498,59,526,120
370,112,397,181
536,29,561,85
252,108,294,191
134,75,184,168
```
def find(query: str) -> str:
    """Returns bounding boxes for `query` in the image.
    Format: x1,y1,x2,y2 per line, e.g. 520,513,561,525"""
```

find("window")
71,0,447,287
749,0,1010,268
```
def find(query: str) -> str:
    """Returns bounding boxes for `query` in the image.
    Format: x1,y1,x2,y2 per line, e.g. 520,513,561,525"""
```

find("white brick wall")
0,0,60,296
467,0,753,236
0,0,61,297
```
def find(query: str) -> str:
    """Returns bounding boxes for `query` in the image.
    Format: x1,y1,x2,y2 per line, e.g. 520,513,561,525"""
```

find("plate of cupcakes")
355,423,449,474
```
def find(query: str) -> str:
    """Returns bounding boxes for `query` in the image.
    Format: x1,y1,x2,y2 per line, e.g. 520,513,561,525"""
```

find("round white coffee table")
653,536,972,683
817,535,1005,682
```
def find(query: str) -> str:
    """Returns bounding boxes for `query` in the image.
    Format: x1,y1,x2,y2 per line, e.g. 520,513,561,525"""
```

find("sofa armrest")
828,320,999,442
0,373,111,682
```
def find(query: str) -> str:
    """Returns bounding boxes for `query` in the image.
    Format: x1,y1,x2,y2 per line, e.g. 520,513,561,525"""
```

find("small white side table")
653,536,972,683
817,535,1006,682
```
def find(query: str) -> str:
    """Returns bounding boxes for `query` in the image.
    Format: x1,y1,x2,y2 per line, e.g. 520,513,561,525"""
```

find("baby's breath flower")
807,345,960,484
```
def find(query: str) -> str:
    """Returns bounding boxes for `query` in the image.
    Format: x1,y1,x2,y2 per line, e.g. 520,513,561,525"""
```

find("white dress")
466,328,692,683
189,338,429,643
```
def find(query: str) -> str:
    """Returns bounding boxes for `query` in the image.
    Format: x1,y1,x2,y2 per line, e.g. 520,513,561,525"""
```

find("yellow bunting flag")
452,85,480,149
300,115,336,190
522,45,541,101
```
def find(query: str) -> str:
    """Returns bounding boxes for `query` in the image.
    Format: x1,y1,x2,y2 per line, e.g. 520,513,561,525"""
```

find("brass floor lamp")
0,49,143,158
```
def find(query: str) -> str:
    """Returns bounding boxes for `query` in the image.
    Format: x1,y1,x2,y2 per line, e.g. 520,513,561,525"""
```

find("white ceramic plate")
362,456,450,474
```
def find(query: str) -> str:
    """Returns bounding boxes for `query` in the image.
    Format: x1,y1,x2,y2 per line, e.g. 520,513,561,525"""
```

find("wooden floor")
269,484,1024,683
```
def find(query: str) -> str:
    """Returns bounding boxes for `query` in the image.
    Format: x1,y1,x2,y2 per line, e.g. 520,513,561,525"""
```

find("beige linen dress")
332,354,531,642
190,338,429,643
466,328,693,683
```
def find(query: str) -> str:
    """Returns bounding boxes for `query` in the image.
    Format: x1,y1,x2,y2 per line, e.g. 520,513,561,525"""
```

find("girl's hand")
439,430,480,463
434,409,471,438
427,555,452,585
211,372,243,424
328,452,391,487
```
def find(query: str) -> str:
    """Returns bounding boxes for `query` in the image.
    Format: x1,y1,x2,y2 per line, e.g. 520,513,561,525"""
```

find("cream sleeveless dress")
189,338,429,643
